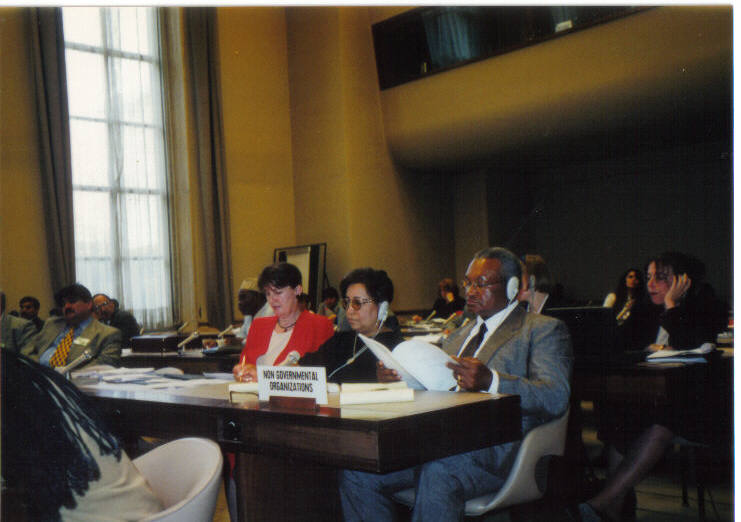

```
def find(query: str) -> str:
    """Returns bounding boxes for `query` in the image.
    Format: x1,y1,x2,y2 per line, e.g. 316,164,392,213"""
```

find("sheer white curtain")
63,7,173,329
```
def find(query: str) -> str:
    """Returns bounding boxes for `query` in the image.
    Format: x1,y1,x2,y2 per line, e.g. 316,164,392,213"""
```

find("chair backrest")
464,408,570,516
133,437,223,522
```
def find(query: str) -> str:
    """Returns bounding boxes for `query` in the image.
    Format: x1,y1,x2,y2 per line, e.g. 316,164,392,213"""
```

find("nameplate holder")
257,365,328,405
268,396,318,412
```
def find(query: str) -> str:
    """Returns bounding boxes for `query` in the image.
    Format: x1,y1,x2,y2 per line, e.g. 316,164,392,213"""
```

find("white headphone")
377,301,389,324
506,277,520,302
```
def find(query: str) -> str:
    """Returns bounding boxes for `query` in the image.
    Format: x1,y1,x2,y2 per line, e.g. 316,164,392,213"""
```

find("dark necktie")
459,323,487,359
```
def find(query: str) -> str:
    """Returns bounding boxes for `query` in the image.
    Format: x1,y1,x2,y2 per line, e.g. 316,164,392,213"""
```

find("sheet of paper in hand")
358,334,457,391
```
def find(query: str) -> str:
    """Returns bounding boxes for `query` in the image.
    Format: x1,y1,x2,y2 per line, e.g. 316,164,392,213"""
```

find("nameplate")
257,365,328,405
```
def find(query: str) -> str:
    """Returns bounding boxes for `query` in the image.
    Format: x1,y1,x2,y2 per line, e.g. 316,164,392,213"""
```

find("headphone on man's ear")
506,277,519,302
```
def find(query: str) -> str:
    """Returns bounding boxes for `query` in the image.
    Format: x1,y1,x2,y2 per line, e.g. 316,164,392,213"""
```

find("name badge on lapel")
73,337,90,346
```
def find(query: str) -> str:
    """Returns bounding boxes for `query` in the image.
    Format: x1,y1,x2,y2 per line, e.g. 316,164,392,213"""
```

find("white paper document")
358,334,457,391
339,381,414,405
340,388,414,405
340,381,410,393
646,342,715,361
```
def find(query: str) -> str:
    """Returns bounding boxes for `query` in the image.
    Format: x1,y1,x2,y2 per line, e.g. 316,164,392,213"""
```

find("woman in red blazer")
233,262,333,382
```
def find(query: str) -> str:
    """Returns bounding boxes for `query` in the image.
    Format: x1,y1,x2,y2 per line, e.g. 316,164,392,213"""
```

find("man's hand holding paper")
446,356,493,391
375,361,401,383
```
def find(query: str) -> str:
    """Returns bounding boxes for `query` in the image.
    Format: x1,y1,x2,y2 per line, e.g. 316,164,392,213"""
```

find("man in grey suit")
22,283,122,369
340,247,572,521
1,292,36,353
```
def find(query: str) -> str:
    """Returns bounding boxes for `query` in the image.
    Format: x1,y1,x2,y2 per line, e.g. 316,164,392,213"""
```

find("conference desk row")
84,349,731,521
80,382,521,522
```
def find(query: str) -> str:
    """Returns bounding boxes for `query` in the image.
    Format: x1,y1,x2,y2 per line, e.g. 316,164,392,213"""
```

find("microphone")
177,330,199,350
176,321,190,333
56,349,92,378
217,325,234,338
278,351,301,366
425,310,436,321
345,345,368,365
459,317,471,329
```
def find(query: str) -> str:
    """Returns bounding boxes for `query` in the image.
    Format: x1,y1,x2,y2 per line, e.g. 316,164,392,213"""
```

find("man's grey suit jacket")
22,316,122,368
442,305,572,434
1,314,37,353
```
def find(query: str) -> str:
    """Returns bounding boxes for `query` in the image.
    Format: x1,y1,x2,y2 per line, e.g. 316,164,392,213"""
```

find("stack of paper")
339,381,414,405
645,342,715,364
229,382,259,394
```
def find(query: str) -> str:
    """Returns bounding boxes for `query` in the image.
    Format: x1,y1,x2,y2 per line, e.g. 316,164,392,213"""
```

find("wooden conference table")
573,349,733,454
80,382,522,521
575,348,732,406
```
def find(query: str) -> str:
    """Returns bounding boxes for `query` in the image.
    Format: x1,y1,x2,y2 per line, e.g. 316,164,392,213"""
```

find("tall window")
63,7,173,329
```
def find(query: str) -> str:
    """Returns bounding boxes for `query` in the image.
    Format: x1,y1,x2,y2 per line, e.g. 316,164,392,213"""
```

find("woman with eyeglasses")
232,263,334,382
581,252,727,522
298,268,403,383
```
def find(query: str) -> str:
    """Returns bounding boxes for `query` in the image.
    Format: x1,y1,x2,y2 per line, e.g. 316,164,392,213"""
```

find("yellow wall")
217,7,296,299
285,7,453,310
0,8,54,314
285,7,351,290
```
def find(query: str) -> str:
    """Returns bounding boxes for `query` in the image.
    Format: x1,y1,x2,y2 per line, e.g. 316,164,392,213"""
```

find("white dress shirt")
457,301,519,393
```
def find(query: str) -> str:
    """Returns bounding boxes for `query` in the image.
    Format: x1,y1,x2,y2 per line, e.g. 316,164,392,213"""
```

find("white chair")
393,408,570,517
133,437,223,522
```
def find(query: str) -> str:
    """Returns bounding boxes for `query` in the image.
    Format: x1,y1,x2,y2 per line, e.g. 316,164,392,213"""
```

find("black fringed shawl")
1,350,122,520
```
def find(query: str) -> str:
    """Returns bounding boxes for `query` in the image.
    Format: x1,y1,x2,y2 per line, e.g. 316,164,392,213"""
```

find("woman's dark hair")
613,267,644,308
437,278,459,298
258,262,302,290
322,287,339,301
646,252,706,283
340,268,394,304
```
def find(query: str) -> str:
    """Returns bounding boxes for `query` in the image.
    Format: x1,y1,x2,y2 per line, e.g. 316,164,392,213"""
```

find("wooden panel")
235,453,342,522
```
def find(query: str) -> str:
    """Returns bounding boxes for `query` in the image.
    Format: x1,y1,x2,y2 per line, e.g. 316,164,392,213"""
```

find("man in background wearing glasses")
22,283,122,370
341,246,572,521
92,293,141,347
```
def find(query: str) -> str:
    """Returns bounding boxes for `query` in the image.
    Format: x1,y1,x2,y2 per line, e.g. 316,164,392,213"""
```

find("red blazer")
239,310,334,365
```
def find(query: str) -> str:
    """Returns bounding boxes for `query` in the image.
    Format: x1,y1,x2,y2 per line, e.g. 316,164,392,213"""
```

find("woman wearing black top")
581,252,727,522
603,268,645,325
299,268,404,383
431,278,466,320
